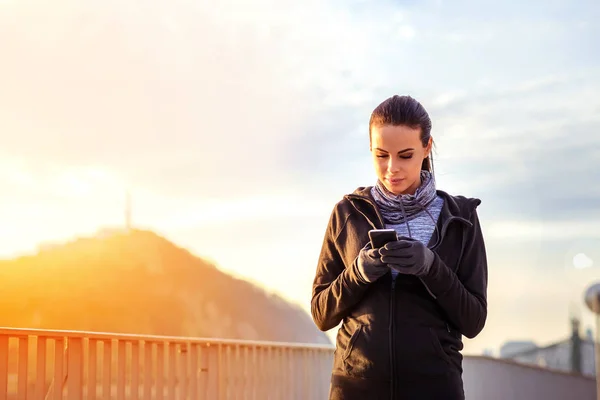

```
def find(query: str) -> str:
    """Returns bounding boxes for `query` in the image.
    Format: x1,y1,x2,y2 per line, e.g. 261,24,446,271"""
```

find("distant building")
500,318,596,377
500,340,538,358
482,348,494,357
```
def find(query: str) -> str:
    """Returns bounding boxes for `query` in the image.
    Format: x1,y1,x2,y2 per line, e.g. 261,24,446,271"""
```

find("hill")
0,228,330,345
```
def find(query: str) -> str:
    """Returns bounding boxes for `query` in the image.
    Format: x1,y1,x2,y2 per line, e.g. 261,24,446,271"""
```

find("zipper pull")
446,323,451,333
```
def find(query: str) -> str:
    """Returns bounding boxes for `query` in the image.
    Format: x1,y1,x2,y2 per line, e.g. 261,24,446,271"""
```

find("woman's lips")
387,177,404,184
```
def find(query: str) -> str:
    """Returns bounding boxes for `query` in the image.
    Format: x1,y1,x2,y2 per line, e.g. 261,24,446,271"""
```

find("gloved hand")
356,242,389,283
379,237,435,277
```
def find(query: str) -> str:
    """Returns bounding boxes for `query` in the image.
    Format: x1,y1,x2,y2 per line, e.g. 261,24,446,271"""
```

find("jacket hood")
350,186,373,197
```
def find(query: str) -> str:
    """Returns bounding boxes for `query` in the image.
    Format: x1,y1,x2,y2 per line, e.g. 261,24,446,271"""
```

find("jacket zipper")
390,278,396,399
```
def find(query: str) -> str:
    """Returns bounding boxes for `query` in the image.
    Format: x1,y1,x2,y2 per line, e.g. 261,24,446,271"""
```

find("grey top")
385,195,444,278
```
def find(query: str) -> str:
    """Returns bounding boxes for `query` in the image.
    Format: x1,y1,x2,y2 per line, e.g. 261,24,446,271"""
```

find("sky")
1,0,600,355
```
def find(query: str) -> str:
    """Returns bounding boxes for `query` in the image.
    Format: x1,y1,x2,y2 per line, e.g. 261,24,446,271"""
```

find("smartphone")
368,229,398,249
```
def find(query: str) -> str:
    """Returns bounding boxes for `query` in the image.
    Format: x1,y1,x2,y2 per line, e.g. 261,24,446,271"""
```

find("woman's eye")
376,154,387,158
400,155,413,159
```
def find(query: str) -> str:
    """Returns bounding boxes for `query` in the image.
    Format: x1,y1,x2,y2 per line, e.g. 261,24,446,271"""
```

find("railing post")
167,342,176,399
47,338,66,400
143,341,153,400
189,343,199,399
88,339,98,400
36,337,47,400
102,340,112,399
17,337,29,399
0,336,8,399
67,337,84,400
206,343,219,400
130,341,139,400
117,340,127,400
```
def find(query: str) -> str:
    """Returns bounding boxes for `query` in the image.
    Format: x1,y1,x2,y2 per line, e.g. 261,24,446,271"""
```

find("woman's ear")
424,137,433,158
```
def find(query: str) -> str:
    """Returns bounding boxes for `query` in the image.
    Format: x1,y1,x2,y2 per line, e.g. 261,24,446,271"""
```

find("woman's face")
370,124,432,195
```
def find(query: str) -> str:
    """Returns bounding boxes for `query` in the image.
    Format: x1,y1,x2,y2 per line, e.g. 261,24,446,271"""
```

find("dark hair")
369,95,435,173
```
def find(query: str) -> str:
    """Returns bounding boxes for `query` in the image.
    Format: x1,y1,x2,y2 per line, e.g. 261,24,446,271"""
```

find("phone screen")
368,229,398,249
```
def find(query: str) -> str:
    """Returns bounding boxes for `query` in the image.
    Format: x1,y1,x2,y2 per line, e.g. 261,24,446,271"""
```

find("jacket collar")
344,186,477,229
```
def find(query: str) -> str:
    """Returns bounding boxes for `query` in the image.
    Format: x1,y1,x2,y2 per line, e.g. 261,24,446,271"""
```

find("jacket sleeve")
421,206,488,339
310,205,372,332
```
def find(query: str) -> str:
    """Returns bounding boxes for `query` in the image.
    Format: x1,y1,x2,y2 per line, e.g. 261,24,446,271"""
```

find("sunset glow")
1,0,599,358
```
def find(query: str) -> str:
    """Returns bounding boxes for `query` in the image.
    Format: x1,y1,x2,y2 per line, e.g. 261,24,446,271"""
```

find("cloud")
2,0,598,202
573,253,594,270
0,0,420,201
397,25,417,40
0,0,596,226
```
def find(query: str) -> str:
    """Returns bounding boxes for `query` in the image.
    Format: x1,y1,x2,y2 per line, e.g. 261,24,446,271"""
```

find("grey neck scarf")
370,170,437,226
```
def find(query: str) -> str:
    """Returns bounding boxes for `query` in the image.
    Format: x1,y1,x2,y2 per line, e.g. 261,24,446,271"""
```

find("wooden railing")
0,327,334,400
3,327,594,399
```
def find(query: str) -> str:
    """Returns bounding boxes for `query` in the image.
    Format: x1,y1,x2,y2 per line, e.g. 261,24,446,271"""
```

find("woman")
311,95,488,400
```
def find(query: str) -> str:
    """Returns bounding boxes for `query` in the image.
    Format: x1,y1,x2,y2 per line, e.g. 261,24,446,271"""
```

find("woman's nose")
388,158,401,173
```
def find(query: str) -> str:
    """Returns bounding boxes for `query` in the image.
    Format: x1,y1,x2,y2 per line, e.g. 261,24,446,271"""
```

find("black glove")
379,237,435,277
356,242,389,283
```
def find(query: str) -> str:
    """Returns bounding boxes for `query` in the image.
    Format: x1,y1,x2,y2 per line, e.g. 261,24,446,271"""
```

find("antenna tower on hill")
125,189,132,231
